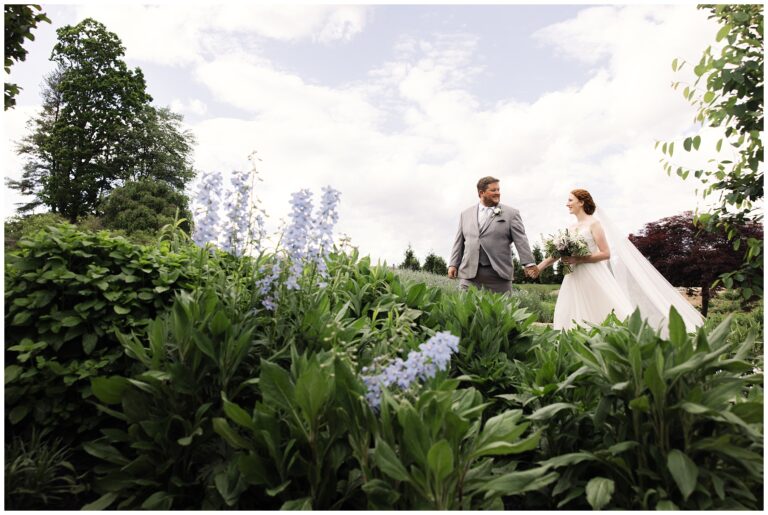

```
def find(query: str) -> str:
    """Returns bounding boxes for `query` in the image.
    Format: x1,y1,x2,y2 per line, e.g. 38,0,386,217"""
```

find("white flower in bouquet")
543,229,590,274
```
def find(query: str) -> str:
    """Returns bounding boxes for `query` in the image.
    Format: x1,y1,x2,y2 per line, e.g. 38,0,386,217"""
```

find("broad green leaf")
141,491,173,510
91,376,128,404
294,360,332,427
692,135,701,150
586,477,614,510
540,452,596,469
82,492,118,510
427,439,454,482
528,402,576,421
82,333,98,354
399,404,428,464
374,438,411,483
667,449,698,500
362,479,401,508
113,305,131,315
656,499,679,510
61,315,81,327
9,405,29,424
222,394,255,430
280,497,312,510
483,467,558,497
212,417,250,450
238,454,271,485
5,365,23,384
668,307,686,347
82,441,129,465
715,23,731,42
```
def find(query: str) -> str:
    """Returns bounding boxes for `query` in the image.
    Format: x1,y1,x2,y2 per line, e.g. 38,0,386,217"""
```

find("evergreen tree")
399,244,421,271
422,252,448,275
99,179,193,236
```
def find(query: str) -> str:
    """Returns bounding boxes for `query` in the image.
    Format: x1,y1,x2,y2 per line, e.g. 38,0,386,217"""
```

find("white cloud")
73,4,370,66
169,98,208,116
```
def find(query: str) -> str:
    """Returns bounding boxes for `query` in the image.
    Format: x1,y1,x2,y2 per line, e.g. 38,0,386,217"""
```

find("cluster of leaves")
508,310,763,509
661,4,763,302
5,224,202,442
4,4,51,110
629,211,762,315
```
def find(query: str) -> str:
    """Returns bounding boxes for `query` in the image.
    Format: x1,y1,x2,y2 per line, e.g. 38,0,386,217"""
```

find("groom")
448,176,538,293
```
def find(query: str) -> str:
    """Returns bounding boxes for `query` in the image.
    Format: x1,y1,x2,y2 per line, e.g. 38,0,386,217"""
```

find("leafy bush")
99,179,193,236
4,212,68,250
520,310,764,509
5,224,202,441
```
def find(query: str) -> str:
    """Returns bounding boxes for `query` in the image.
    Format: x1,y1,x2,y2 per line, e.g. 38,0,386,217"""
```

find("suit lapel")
479,212,493,235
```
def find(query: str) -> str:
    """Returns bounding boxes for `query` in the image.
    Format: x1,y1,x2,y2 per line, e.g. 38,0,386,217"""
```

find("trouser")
459,264,512,294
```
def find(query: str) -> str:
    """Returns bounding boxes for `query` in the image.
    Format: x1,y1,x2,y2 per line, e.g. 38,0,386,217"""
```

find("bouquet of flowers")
543,229,591,274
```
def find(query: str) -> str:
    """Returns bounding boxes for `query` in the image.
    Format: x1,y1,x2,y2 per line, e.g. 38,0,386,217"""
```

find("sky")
3,2,729,266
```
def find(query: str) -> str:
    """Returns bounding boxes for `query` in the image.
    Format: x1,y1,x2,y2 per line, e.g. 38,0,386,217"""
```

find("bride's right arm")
537,256,557,273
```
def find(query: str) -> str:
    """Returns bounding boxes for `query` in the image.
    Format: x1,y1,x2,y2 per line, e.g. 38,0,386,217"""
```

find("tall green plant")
527,309,763,509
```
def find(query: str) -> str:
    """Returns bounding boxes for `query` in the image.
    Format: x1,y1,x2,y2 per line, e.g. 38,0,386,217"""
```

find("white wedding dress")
552,212,705,335
553,222,634,330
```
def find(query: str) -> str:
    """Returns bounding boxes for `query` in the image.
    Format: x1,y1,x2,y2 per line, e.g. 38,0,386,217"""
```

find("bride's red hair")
571,189,596,215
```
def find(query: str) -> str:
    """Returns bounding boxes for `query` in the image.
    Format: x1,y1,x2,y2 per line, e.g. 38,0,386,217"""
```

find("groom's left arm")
509,209,535,266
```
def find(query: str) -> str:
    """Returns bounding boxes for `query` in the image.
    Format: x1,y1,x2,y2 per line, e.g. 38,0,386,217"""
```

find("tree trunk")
701,281,710,318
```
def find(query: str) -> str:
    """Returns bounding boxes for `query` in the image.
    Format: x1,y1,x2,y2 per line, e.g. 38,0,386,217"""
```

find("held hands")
524,265,539,279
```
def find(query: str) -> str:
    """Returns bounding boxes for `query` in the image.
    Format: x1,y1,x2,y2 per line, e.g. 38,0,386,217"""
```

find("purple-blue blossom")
192,170,223,248
221,168,253,257
283,189,314,289
361,332,460,410
255,261,282,311
308,186,342,277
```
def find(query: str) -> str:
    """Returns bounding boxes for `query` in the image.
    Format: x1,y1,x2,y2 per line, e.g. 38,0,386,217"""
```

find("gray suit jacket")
449,203,535,281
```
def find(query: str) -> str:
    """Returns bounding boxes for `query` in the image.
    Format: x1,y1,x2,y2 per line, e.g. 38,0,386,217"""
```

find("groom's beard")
481,199,500,207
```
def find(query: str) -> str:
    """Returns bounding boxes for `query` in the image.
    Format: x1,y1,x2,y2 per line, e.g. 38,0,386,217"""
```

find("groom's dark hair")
477,176,499,194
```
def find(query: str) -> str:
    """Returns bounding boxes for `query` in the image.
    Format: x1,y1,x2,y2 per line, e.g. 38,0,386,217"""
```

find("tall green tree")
660,4,763,301
4,4,51,110
8,18,195,221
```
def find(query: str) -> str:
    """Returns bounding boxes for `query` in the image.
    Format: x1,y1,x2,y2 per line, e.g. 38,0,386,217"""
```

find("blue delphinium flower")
362,332,460,410
222,168,253,257
283,189,314,289
192,170,223,248
255,261,282,311
308,186,342,279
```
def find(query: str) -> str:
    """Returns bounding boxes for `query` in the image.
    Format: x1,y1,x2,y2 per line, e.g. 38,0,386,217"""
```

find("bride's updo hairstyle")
571,189,596,215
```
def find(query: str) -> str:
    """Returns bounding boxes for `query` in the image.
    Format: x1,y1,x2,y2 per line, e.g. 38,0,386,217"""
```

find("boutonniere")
492,207,502,216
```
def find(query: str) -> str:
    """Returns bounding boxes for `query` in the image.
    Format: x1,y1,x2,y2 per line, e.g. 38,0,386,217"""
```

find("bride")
536,189,705,334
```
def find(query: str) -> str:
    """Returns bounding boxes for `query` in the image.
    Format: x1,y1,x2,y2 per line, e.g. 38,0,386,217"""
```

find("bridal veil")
594,207,705,335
